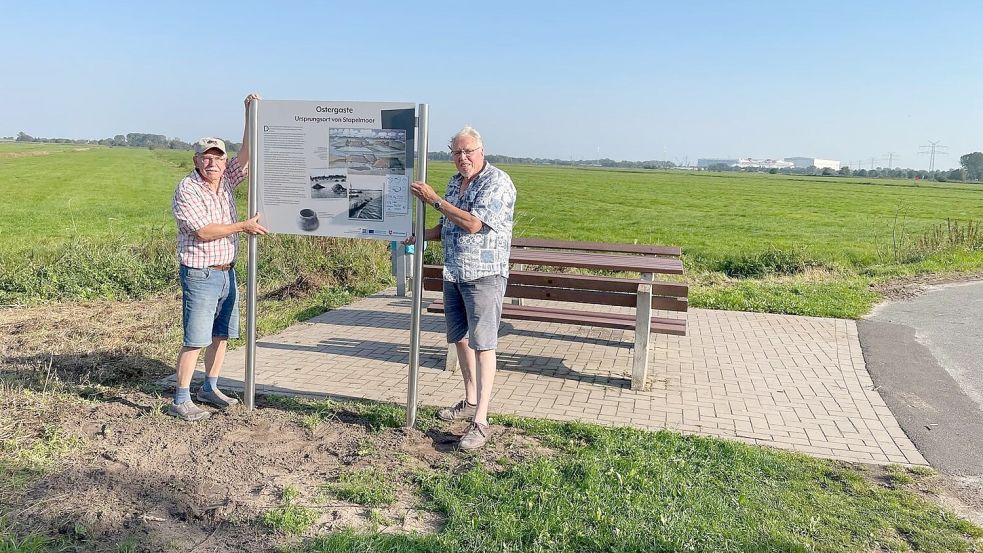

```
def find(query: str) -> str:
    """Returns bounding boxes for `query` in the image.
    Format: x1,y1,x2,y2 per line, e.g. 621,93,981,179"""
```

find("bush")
258,235,392,293
913,219,983,254
0,233,393,305
0,231,174,303
714,246,813,278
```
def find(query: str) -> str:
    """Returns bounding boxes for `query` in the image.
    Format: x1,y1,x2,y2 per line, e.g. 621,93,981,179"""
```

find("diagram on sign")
329,128,406,175
384,175,409,215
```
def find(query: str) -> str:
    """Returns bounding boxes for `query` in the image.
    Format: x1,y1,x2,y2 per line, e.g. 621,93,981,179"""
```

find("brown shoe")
458,421,490,450
437,399,477,422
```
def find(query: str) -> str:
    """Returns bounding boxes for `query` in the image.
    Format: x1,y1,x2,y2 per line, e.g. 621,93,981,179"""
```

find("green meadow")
2,143,982,551
0,145,180,249
4,143,983,317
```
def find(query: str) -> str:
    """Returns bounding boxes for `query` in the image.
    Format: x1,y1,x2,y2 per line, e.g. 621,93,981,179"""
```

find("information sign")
255,100,416,239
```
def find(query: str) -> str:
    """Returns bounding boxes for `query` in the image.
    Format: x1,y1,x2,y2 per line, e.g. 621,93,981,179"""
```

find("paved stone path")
206,290,925,466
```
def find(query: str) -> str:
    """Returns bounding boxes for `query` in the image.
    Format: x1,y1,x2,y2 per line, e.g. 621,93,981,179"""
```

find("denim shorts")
443,275,506,351
180,265,239,347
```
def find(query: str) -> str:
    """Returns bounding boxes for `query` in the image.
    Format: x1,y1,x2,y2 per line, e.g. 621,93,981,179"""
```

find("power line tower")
885,152,897,168
919,140,948,172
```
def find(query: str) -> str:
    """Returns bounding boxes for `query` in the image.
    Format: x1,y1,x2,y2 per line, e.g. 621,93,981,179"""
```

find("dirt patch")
936,475,983,527
260,274,324,301
0,390,551,551
861,463,983,527
871,271,983,302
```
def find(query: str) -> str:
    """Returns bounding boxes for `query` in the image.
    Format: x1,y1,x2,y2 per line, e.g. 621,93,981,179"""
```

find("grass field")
0,145,180,250
3,144,983,317
2,143,982,551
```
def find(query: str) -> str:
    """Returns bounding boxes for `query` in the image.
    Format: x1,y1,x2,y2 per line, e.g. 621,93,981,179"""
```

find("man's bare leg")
198,336,238,407
176,346,203,390
203,337,228,378
169,346,211,420
455,339,478,404
473,349,496,425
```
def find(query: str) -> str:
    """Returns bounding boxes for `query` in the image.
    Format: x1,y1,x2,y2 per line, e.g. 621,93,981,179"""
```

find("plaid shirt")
172,157,247,268
440,162,516,282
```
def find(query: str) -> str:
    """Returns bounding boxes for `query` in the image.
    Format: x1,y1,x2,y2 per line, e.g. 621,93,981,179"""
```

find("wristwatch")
432,199,442,211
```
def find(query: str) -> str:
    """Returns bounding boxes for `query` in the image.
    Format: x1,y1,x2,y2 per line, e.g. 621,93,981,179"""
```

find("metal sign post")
406,103,429,428
245,100,259,410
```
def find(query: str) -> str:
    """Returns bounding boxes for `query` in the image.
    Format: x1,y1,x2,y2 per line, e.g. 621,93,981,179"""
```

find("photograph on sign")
255,100,415,239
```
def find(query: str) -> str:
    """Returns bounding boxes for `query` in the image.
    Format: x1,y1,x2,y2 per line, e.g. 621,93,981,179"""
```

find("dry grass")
0,294,182,387
0,150,50,160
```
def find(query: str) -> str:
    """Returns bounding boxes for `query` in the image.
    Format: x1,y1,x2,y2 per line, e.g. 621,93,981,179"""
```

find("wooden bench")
423,238,687,389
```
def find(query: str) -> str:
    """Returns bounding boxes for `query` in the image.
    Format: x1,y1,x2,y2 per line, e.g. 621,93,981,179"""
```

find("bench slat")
512,237,681,257
427,300,686,335
509,249,684,274
422,277,688,311
505,285,687,311
508,270,689,296
422,266,688,296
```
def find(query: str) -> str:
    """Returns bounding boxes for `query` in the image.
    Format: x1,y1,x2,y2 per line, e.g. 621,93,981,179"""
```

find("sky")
1,0,980,170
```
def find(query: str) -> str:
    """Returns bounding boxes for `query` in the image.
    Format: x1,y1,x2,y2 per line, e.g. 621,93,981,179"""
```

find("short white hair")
449,127,483,149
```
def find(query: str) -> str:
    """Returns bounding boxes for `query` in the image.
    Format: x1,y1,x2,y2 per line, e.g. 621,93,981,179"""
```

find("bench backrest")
512,237,681,257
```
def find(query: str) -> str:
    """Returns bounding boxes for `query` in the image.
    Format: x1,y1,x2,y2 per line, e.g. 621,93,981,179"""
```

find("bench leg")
445,344,460,374
511,263,525,306
392,243,406,297
632,274,654,390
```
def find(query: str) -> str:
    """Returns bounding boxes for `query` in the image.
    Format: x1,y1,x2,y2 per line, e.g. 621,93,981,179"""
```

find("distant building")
697,158,738,168
784,157,840,170
737,158,794,169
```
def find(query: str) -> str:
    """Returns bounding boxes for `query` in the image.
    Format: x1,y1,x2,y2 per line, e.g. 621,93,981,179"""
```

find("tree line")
9,132,242,153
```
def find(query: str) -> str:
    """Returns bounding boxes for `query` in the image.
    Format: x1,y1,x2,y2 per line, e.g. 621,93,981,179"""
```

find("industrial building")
698,156,842,171
784,157,840,170
697,158,738,168
737,158,794,169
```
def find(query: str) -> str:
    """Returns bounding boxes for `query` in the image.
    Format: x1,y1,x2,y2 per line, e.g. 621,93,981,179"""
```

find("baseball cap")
193,137,227,155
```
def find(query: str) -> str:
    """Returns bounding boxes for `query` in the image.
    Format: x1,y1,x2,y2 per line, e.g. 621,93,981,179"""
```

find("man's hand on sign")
241,214,268,236
410,181,438,204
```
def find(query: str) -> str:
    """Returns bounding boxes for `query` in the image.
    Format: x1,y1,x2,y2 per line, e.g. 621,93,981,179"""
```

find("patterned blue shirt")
440,162,516,282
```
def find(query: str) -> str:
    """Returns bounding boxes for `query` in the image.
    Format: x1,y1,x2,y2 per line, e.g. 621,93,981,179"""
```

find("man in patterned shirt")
410,127,516,449
169,93,268,421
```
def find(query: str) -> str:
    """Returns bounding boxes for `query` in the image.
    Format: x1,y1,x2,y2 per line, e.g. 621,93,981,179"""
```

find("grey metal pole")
244,99,259,410
406,103,429,427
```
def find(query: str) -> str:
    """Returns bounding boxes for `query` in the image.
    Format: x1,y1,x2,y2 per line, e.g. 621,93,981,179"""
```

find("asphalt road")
859,281,983,476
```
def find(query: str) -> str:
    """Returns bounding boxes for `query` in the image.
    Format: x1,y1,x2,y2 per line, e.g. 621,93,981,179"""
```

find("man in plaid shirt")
169,93,267,421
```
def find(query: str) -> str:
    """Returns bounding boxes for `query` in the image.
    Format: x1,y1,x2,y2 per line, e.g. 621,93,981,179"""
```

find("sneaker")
437,399,477,422
167,400,211,422
196,387,240,409
458,421,490,450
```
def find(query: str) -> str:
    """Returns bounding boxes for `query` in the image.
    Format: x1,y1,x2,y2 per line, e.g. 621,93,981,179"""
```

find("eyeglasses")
450,147,481,158
199,155,227,163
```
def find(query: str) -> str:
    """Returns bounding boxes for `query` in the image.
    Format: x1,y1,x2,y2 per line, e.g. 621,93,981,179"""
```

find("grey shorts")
443,275,507,351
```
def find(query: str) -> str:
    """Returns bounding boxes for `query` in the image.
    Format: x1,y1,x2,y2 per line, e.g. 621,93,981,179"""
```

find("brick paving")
204,290,925,466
